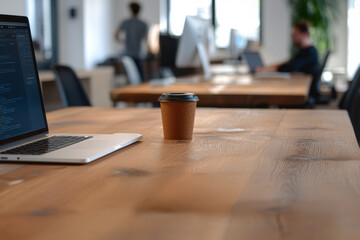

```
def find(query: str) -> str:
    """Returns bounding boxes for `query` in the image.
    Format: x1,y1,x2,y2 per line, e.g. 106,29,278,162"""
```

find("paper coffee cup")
158,93,199,140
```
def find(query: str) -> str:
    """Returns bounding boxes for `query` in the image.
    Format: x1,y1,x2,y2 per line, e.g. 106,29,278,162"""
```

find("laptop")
0,15,142,164
242,51,264,73
242,51,290,78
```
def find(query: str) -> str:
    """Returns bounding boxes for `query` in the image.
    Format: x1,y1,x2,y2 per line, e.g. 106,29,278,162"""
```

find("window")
26,0,58,69
167,0,261,48
215,0,261,48
348,0,360,79
168,0,212,36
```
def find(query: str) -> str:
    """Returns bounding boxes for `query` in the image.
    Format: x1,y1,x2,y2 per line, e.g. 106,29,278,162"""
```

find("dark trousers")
130,57,145,83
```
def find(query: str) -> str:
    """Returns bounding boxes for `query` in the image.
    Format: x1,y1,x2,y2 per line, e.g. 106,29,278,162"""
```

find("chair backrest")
339,66,360,110
310,51,331,98
120,56,142,85
351,87,360,147
53,65,91,107
339,66,360,147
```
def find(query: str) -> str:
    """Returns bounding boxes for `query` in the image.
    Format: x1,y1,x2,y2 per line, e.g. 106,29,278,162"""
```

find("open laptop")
0,15,142,164
242,51,264,73
242,51,290,78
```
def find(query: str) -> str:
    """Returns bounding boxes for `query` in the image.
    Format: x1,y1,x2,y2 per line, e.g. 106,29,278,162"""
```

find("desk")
111,74,311,107
210,63,248,75
1,107,360,239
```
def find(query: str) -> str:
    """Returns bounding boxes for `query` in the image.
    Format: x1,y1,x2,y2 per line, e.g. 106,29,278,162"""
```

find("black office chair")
351,89,360,147
339,66,360,110
339,66,360,146
311,51,337,104
53,65,91,107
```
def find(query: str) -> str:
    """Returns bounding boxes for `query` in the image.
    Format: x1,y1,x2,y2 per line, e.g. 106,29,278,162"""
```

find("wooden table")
1,107,360,239
111,74,312,107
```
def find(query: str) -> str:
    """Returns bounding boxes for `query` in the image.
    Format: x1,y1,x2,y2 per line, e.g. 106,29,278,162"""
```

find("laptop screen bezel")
0,14,49,146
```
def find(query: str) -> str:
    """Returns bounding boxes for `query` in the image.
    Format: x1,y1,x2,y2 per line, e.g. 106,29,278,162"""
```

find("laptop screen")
243,51,264,73
0,16,48,145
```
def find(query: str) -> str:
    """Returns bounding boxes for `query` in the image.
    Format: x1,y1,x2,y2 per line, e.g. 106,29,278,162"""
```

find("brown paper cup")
159,93,199,140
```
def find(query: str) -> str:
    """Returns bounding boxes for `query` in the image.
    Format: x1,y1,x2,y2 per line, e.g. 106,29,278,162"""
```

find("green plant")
287,0,340,55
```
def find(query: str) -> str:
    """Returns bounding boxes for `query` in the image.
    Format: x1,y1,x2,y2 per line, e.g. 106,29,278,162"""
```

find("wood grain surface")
0,107,359,240
111,74,311,107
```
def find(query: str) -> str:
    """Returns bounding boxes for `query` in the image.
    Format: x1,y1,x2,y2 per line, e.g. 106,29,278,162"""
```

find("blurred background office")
0,0,359,110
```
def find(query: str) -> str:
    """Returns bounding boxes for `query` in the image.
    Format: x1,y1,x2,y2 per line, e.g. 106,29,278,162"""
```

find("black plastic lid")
158,93,199,102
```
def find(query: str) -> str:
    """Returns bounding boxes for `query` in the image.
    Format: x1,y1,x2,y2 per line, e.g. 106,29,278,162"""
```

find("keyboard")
0,136,92,155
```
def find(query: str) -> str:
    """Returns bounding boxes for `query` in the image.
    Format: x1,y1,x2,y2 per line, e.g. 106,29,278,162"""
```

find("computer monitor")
229,29,247,60
175,16,212,80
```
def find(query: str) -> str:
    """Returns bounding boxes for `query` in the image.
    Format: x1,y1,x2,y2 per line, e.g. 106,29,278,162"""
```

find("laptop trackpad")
44,139,127,160
74,140,121,149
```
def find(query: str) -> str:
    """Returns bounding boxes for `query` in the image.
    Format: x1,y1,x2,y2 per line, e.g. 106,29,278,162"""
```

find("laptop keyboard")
0,136,93,155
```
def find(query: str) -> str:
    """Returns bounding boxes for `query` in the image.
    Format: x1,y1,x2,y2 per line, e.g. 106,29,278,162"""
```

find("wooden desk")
210,63,248,75
111,74,312,107
1,107,360,239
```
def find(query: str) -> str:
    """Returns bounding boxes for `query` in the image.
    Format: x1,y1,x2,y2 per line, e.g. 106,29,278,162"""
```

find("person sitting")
255,20,319,77
256,21,320,105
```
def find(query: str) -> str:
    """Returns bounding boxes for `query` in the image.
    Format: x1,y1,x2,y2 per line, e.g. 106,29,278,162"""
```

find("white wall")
58,0,85,69
0,0,27,15
84,0,114,69
347,0,360,79
327,0,348,71
260,0,292,65
58,0,114,69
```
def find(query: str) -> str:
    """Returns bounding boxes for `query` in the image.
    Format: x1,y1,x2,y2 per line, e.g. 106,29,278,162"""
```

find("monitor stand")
196,42,212,80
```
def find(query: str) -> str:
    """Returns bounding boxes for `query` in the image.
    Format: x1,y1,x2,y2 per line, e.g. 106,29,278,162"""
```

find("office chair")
311,51,337,104
339,66,360,110
53,65,91,107
120,56,142,85
351,88,360,147
338,66,360,147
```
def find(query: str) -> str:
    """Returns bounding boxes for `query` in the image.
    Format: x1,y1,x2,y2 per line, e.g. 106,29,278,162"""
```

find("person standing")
115,2,148,82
